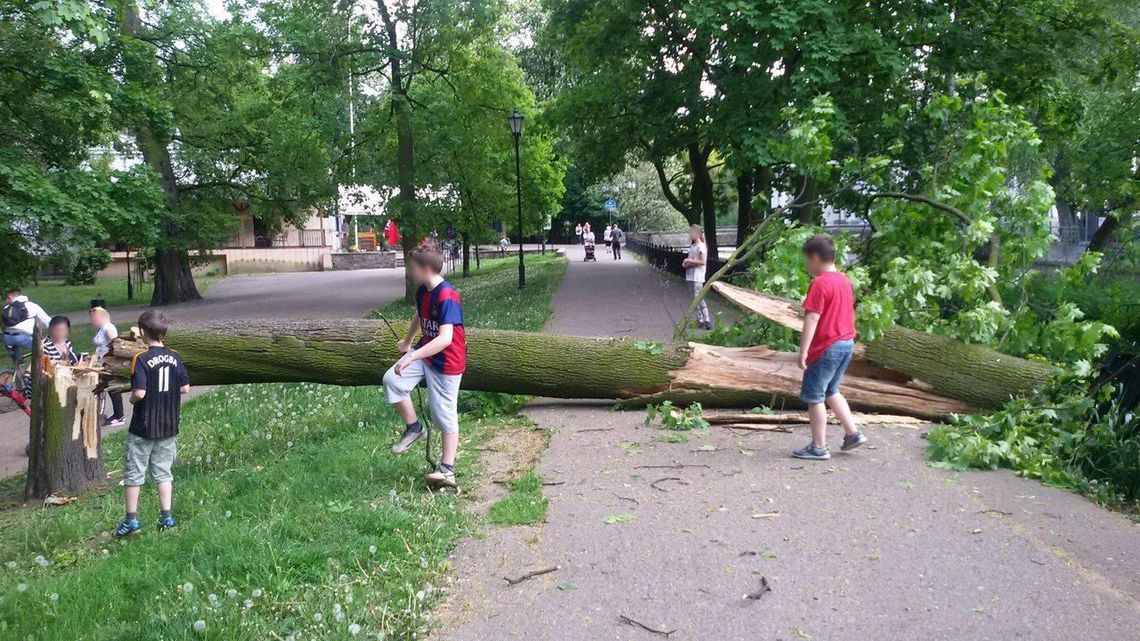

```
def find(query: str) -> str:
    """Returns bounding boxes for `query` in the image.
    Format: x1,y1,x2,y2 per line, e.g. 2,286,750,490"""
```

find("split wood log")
705,412,927,426
711,282,1053,409
25,330,106,500
102,320,975,420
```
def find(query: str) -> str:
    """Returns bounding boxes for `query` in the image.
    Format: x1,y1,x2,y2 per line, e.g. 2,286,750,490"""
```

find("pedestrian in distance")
610,223,624,260
681,224,711,330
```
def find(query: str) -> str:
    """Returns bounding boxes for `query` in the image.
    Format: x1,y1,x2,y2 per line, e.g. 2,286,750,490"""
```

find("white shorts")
382,359,462,434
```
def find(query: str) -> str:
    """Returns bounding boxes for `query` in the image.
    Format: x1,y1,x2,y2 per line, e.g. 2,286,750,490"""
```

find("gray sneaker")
425,464,457,489
841,431,868,451
792,442,831,460
391,426,425,454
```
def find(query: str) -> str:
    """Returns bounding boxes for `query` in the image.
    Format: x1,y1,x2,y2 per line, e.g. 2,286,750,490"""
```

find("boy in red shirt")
384,244,467,488
792,235,867,460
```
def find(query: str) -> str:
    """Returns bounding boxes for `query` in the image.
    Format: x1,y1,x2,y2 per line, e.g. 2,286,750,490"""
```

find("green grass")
487,471,549,526
21,276,219,315
373,255,568,332
0,254,568,640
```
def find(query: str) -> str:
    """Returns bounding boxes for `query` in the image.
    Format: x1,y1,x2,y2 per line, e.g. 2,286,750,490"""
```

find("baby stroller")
583,240,597,262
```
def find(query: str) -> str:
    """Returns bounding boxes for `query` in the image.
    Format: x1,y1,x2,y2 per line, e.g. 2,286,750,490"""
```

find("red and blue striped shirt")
416,280,466,375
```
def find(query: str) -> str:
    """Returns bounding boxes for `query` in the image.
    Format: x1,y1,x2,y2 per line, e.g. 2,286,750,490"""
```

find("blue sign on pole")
604,198,618,212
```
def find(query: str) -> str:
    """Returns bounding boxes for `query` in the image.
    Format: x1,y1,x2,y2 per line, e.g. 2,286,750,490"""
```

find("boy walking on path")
115,310,190,537
792,235,867,461
384,244,467,489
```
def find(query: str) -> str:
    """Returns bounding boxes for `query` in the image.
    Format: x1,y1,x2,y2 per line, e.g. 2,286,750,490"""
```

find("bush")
63,247,112,285
928,378,1140,506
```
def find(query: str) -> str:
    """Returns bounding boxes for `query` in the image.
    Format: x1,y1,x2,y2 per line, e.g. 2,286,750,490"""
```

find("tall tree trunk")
652,158,694,221
688,144,718,261
462,232,470,277
377,0,418,302
1087,212,1120,252
735,170,754,247
792,175,819,225
25,332,106,500
121,2,201,306
1055,198,1076,230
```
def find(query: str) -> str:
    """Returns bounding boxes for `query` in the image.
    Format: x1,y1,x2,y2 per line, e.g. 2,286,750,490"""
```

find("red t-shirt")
415,281,467,375
802,271,856,365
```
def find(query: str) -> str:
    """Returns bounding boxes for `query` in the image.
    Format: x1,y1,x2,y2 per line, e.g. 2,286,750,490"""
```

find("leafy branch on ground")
645,401,710,431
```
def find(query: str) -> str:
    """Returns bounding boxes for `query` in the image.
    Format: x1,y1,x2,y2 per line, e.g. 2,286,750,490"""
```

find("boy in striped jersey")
384,243,467,489
114,310,190,537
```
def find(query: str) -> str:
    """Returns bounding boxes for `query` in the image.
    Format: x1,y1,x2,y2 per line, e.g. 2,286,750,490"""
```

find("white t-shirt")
685,241,707,282
92,322,119,359
583,232,595,244
2,296,51,335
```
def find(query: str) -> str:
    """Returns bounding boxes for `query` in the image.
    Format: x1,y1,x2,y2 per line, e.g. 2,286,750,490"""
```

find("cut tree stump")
25,331,106,501
711,281,1053,409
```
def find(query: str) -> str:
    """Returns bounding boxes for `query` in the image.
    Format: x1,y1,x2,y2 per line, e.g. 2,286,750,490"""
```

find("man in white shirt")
3,288,51,367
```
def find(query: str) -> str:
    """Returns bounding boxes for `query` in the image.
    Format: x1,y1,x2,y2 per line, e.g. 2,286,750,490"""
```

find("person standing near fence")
681,224,711,330
610,223,624,260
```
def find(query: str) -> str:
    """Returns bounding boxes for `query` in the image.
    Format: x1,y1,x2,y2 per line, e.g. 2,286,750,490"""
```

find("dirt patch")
431,417,554,633
465,419,550,513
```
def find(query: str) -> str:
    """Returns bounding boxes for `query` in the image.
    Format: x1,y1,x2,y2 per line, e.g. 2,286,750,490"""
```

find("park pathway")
0,268,407,479
438,246,1140,641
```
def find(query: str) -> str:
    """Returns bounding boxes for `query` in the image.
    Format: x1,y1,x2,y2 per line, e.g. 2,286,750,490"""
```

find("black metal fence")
625,237,738,278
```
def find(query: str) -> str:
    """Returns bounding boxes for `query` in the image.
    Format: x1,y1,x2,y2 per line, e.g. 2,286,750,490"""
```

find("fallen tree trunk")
711,281,1053,409
103,320,976,420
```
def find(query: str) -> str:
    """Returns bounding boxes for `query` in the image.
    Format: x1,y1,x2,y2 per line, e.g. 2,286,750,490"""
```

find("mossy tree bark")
25,330,106,501
104,320,979,420
711,281,1053,409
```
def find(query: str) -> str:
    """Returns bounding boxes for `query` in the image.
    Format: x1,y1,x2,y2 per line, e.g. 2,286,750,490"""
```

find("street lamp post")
509,110,525,290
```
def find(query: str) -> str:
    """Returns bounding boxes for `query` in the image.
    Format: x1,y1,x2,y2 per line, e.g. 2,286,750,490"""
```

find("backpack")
2,300,28,328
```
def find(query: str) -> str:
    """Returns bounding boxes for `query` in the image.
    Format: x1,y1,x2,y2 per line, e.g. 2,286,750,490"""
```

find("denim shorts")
800,340,855,404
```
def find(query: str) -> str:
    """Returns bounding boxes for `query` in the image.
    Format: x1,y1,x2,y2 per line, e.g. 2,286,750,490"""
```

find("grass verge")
21,276,219,315
0,256,568,640
487,471,549,526
372,255,567,332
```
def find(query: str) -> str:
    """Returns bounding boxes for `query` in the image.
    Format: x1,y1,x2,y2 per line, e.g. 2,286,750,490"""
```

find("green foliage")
928,380,1140,506
701,313,798,352
373,255,568,333
633,340,664,355
645,401,710,431
62,247,112,286
458,391,531,419
488,471,549,526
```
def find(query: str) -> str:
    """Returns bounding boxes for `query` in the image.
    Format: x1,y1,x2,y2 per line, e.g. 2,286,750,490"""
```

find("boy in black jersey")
114,310,190,538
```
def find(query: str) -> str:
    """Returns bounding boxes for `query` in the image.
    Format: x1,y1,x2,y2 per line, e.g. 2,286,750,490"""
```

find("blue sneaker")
841,431,868,451
114,518,142,538
157,515,176,531
791,442,831,460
